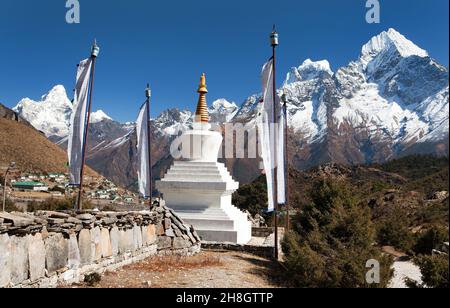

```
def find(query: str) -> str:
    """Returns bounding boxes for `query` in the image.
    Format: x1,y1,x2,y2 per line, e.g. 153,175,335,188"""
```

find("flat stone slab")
78,229,92,264
119,229,134,253
28,233,46,281
100,228,112,258
44,233,68,274
0,233,11,287
10,235,29,284
90,227,101,261
142,225,156,245
173,237,190,249
0,212,34,227
68,233,81,268
110,226,119,256
157,236,172,250
133,225,142,250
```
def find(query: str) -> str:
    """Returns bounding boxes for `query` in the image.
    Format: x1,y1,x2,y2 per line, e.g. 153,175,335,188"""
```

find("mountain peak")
284,59,333,85
41,85,69,102
209,99,239,123
90,110,112,123
210,98,238,111
361,28,428,65
13,85,73,138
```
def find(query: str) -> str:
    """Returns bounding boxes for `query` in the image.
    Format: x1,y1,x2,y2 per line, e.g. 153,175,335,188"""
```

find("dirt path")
68,250,282,288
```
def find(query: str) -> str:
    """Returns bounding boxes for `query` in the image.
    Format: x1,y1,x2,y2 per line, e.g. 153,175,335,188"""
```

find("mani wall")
0,205,201,288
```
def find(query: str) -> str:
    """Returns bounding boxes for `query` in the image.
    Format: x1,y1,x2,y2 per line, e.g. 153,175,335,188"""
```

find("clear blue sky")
0,0,448,123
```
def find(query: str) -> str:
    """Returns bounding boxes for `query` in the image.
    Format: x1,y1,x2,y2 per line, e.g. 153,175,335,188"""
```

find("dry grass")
65,251,279,288
126,254,223,272
0,118,97,176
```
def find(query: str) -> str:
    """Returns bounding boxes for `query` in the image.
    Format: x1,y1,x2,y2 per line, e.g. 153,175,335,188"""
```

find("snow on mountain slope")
13,85,72,138
234,28,448,150
360,28,428,69
90,110,112,123
332,28,448,145
102,130,134,150
153,108,193,136
209,98,239,123
333,83,429,144
284,59,333,85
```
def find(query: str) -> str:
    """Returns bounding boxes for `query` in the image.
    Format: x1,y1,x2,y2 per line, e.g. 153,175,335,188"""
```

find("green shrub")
27,198,93,212
376,208,415,252
2,198,20,212
411,255,449,288
413,225,449,255
232,176,269,219
84,272,102,286
282,179,393,288
416,198,449,226
371,181,391,193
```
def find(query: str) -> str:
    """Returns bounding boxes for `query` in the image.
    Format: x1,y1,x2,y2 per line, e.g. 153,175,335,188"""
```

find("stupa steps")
176,212,239,220
172,206,248,216
169,167,232,175
162,176,226,181
194,229,241,243
179,217,236,230
174,162,220,167
172,207,239,213
166,170,227,176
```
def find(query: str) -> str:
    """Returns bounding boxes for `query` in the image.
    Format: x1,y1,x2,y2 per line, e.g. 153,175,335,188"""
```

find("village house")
12,181,49,192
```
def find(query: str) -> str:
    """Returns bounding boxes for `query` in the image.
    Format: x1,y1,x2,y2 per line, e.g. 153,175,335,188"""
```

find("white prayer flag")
68,58,92,185
258,58,286,211
277,105,286,204
136,102,151,197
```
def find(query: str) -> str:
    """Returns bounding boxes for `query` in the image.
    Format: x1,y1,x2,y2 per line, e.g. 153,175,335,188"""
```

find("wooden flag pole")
145,84,153,208
76,40,100,211
270,26,279,260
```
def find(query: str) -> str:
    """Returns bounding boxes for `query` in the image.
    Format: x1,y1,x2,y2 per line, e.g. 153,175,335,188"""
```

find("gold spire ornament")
195,73,209,123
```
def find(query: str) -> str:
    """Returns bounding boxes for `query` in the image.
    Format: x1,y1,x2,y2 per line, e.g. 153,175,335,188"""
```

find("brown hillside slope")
0,117,96,176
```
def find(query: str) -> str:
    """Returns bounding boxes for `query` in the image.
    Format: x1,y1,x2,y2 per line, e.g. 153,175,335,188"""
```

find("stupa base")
156,161,252,244
173,206,252,244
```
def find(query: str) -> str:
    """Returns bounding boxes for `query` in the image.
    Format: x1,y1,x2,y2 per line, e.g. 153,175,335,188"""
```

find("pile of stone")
0,204,201,288
153,205,202,253
244,210,267,228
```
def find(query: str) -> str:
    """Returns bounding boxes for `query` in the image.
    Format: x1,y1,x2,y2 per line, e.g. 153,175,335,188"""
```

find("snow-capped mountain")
209,99,239,123
284,59,333,85
13,85,72,138
234,28,448,162
153,108,193,136
90,110,112,123
13,85,116,139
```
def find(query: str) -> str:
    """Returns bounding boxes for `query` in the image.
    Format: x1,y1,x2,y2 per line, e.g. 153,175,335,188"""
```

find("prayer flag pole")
76,40,100,210
145,84,153,208
270,26,279,260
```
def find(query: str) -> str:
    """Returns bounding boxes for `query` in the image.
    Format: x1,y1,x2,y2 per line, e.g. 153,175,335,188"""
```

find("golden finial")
197,73,208,94
195,73,209,123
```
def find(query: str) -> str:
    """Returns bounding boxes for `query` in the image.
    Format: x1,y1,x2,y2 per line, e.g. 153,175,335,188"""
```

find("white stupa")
156,74,252,244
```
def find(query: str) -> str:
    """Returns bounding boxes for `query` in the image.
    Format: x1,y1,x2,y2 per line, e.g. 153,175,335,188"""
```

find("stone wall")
0,205,201,288
251,227,273,238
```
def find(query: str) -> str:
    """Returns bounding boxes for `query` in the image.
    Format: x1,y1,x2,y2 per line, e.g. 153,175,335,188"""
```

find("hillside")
233,155,449,223
0,109,97,176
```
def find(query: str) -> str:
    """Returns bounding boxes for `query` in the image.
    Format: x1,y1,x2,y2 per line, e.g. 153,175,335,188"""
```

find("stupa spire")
195,73,209,123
